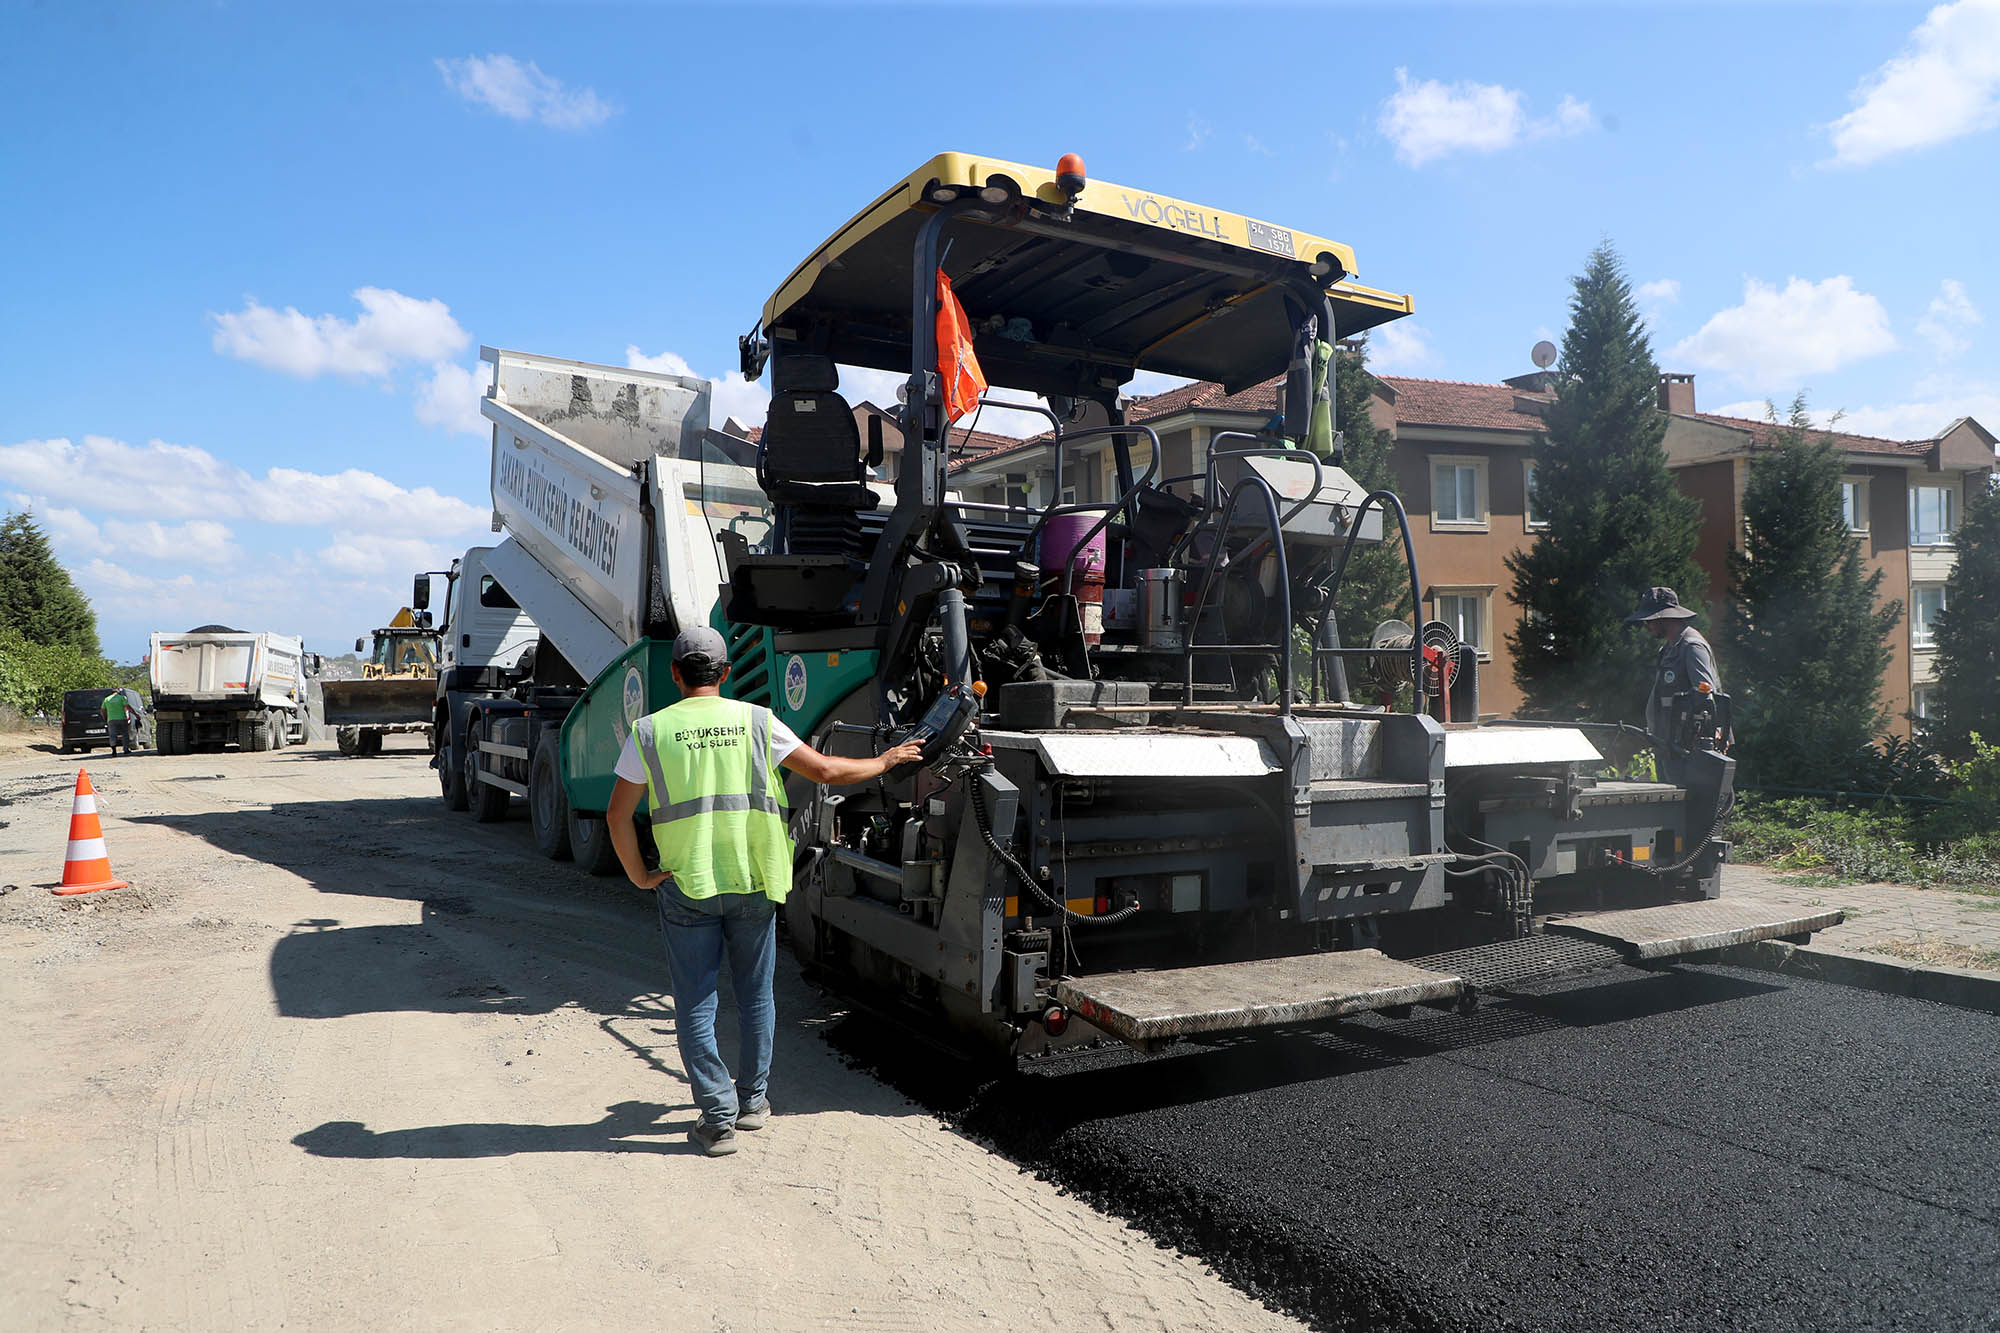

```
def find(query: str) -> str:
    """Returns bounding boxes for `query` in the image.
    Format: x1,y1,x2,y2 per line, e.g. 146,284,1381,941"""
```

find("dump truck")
322,608,442,755
149,625,313,754
450,153,1838,1059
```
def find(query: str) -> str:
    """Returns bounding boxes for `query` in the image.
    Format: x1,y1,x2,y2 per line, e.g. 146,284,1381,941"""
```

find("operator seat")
758,355,879,559
722,355,883,630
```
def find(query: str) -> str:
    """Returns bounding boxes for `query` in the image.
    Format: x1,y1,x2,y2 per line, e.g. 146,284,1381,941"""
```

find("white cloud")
1709,374,2000,442
1185,117,1212,151
1824,1,2000,167
1243,134,1275,157
416,359,493,435
1916,278,1983,358
1636,278,1681,307
211,287,469,380
99,518,241,567
1670,276,1895,384
435,54,616,130
315,532,466,580
6,494,101,550
0,435,487,535
1365,320,1437,375
1637,278,1682,331
1377,69,1592,167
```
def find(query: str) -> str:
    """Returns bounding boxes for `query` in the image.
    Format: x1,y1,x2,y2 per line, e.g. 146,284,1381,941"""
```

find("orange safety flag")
936,268,988,422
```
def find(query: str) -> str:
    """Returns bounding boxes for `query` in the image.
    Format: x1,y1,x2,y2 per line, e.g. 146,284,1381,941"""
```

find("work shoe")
736,1098,771,1131
688,1120,738,1157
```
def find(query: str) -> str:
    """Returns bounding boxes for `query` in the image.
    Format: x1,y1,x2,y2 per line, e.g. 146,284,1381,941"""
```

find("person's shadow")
293,1099,701,1158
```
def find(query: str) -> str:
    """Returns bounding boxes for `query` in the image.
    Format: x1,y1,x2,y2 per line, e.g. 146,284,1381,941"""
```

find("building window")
1432,458,1487,530
1910,483,1958,545
1524,460,1547,530
1432,589,1490,655
1841,477,1869,533
1912,584,1948,648
1059,486,1077,508
1912,686,1934,720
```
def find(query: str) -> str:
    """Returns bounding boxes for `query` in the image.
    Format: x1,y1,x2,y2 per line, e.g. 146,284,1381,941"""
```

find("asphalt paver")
859,963,2000,1331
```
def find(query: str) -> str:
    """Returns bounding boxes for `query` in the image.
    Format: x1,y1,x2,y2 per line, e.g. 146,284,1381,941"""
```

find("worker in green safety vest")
606,626,922,1157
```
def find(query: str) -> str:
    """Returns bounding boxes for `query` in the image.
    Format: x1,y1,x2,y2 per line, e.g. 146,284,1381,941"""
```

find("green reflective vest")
630,695,791,903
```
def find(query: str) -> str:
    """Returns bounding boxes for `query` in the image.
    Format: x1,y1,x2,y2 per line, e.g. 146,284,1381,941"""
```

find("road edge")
1722,939,2000,1015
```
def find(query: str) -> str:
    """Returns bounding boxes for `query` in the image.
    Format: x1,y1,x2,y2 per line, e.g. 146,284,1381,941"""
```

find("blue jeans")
655,881,777,1128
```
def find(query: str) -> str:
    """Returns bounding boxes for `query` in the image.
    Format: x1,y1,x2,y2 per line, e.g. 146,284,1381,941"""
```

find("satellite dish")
1531,340,1557,370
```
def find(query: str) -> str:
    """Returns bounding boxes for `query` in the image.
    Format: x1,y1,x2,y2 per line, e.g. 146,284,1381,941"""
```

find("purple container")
1040,513,1108,642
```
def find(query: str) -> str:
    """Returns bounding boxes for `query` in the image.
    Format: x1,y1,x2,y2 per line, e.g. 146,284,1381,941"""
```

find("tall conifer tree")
1332,341,1411,636
0,511,100,656
1929,479,2000,758
1505,244,1705,721
1723,397,1899,787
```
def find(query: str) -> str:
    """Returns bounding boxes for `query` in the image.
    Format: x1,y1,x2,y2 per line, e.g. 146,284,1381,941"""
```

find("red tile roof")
1678,411,1934,458
1379,377,1550,432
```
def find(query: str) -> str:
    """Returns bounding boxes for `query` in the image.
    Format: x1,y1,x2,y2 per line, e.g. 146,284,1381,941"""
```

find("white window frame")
1523,459,1548,531
1911,584,1948,649
1431,587,1493,660
1911,685,1935,721
1431,456,1488,532
1909,481,1959,547
1840,475,1869,534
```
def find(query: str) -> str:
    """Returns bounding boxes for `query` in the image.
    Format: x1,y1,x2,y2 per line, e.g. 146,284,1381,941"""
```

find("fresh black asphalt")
842,963,2000,1331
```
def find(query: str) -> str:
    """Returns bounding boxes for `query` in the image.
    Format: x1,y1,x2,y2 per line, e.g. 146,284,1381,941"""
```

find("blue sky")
4,1,1997,660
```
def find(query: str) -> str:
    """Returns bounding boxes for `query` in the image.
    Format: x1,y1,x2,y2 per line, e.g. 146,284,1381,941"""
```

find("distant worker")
605,626,923,1158
1625,587,1719,776
101,690,135,756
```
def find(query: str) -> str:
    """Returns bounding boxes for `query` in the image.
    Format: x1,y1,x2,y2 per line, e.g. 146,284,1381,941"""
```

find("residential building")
1660,374,1996,735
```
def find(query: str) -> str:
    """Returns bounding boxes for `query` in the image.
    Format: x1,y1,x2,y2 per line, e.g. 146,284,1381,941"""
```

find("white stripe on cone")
72,793,97,815
66,838,108,862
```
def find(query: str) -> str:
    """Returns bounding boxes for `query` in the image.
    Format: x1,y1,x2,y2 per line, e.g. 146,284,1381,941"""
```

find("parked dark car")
59,688,153,754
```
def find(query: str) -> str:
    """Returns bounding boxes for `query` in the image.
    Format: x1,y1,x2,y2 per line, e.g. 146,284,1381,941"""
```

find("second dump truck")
441,152,1837,1057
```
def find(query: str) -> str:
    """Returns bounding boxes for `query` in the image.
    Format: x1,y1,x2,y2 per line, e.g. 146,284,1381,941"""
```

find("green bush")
1726,792,2000,891
0,629,113,715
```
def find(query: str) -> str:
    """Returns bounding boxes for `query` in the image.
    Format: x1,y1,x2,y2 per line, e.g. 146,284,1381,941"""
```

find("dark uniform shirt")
1646,625,1720,744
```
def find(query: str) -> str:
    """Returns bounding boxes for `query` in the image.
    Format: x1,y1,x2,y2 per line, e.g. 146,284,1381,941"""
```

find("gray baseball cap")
672,625,728,667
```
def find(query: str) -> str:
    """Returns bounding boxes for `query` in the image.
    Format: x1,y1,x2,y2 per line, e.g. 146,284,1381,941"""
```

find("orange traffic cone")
50,768,128,897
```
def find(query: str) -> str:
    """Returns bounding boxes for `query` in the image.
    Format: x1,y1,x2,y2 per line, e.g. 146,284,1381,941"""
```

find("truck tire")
336,727,361,756
529,737,574,861
438,727,469,811
468,719,509,823
158,721,179,756
268,711,287,750
246,716,271,752
359,730,383,756
568,811,622,877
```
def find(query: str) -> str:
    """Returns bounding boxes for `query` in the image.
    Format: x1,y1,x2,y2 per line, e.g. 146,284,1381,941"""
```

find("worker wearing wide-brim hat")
1625,587,1719,755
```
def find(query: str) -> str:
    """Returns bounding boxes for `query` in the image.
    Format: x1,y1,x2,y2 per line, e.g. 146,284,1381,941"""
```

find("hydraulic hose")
969,784,1138,927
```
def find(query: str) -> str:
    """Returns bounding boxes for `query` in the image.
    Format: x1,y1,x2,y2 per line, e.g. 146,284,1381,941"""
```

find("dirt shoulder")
0,740,1299,1332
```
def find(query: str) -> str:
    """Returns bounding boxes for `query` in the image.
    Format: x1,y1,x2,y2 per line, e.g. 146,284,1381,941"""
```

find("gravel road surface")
0,735,1299,1333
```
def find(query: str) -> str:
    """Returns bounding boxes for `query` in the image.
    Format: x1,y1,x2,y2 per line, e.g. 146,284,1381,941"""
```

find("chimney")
1658,373,1695,415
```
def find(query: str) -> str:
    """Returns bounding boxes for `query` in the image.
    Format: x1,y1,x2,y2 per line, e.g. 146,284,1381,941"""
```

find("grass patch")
1865,938,2000,974
1777,873,1850,890
1726,795,2000,892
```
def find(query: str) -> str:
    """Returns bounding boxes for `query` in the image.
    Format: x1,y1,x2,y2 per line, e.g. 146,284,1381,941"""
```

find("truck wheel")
246,716,271,752
268,711,287,750
468,720,509,823
158,722,178,756
360,731,384,756
438,728,469,811
568,811,621,877
529,739,574,861
336,727,361,756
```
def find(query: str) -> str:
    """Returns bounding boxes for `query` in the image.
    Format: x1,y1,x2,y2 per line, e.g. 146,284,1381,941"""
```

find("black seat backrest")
760,355,863,486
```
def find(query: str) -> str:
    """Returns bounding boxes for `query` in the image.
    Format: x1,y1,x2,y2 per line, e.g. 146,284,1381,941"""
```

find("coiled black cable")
969,784,1139,927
